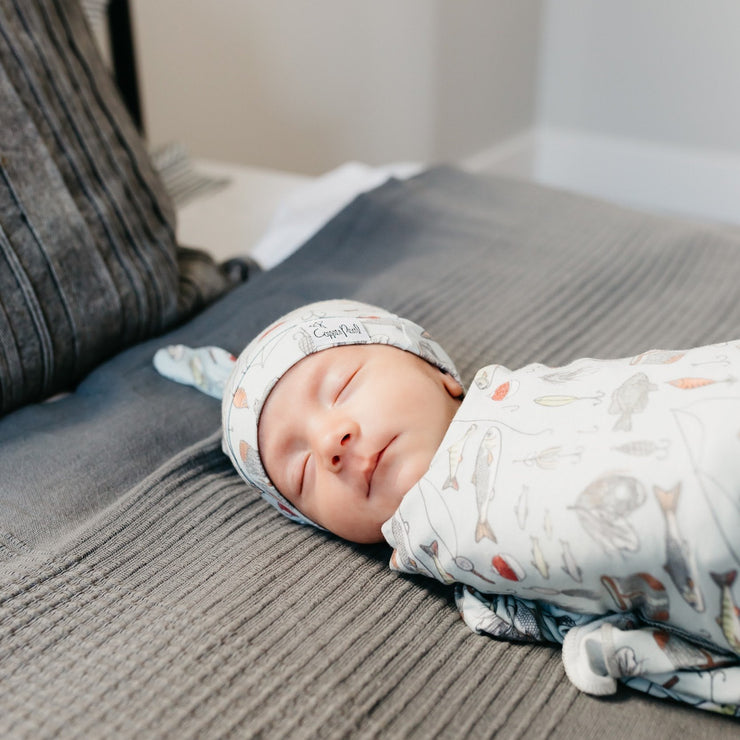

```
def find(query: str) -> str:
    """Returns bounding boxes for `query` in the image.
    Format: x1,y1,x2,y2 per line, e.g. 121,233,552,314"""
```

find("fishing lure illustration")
535,392,604,408
540,365,599,383
513,445,583,470
453,555,498,586
491,380,519,402
473,366,495,390
630,349,686,366
668,376,736,390
612,438,670,459
491,553,526,582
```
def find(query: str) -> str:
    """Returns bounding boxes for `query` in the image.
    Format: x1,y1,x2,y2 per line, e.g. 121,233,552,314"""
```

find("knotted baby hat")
221,298,462,528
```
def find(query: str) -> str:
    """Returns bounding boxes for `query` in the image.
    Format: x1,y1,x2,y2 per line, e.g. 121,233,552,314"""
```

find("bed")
2,2,739,737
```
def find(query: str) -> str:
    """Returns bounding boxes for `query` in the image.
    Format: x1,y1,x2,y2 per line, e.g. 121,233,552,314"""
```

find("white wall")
538,0,740,153
131,0,740,224
131,0,542,175
534,0,740,222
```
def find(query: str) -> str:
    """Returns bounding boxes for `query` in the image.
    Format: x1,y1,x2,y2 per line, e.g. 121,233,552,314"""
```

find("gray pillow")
0,0,225,416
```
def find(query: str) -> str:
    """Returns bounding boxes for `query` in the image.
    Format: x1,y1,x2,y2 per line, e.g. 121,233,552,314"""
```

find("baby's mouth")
366,437,395,496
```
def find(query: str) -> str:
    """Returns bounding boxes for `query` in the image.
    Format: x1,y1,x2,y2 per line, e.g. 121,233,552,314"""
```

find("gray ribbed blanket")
2,168,739,737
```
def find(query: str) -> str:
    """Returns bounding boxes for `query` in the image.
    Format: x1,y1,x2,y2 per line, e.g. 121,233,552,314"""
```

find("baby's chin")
328,494,403,544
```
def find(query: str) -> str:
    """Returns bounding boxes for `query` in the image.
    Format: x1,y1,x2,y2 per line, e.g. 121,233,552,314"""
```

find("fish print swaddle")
382,340,740,714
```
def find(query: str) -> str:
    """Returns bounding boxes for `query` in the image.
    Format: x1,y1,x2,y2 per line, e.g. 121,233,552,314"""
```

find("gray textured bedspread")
2,167,739,737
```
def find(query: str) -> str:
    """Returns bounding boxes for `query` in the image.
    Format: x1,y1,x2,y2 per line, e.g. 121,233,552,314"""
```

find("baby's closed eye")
335,368,360,402
296,453,310,496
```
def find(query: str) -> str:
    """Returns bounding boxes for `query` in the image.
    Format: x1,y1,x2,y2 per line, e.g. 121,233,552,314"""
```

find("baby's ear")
440,371,464,399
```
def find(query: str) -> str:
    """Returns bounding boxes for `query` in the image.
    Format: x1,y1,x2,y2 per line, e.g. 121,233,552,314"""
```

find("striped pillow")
1,0,186,415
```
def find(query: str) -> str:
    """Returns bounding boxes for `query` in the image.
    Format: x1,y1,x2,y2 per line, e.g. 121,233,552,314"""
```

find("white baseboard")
461,129,538,179
465,127,740,226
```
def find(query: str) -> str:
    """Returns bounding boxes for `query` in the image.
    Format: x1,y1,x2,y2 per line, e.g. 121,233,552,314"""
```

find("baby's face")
258,344,463,543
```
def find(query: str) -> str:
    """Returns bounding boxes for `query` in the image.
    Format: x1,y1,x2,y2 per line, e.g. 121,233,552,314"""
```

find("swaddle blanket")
382,340,740,714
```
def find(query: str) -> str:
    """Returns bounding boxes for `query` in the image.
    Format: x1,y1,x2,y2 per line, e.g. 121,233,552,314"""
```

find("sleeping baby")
154,298,740,715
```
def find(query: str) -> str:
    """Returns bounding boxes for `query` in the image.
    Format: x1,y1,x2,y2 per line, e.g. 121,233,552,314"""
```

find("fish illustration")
420,540,456,584
514,486,529,529
609,373,657,431
530,536,549,579
535,392,603,407
652,630,734,670
560,540,583,583
710,571,740,653
630,349,685,366
462,588,543,642
601,572,670,622
492,553,525,582
443,424,476,490
472,427,502,542
572,475,646,556
612,439,669,459
654,484,705,612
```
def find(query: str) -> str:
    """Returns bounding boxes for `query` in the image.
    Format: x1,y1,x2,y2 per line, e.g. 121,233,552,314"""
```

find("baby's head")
222,300,463,543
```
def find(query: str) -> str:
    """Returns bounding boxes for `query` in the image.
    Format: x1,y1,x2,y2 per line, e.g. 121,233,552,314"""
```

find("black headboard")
107,0,143,132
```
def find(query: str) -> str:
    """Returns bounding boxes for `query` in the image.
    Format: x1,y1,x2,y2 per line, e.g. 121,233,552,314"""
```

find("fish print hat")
222,298,462,528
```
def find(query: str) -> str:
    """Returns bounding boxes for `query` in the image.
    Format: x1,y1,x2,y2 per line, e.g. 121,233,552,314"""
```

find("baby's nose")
319,420,359,471
329,433,352,468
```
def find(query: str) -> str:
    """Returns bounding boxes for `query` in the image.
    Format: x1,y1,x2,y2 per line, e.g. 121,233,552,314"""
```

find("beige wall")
132,0,542,174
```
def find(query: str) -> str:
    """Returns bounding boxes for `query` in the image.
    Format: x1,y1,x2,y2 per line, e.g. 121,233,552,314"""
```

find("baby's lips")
366,437,396,496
